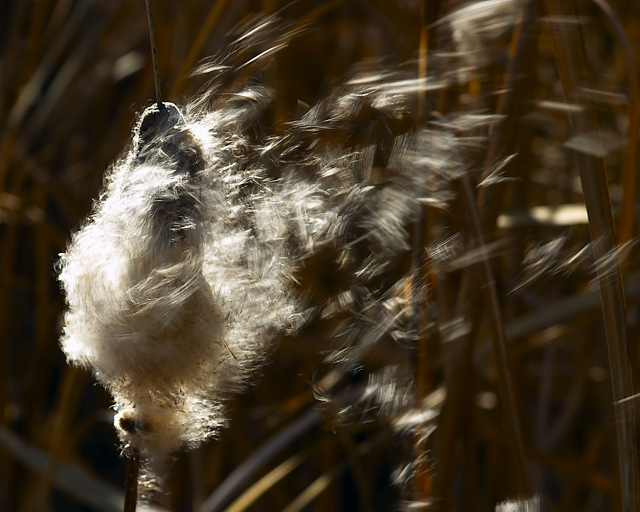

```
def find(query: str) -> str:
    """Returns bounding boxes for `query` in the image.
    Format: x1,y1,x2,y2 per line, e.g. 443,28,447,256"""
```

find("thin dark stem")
123,449,140,512
144,0,162,106
412,0,442,502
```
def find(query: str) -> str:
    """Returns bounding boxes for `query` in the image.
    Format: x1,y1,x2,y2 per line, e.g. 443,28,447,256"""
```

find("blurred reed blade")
0,425,166,512
434,2,537,502
591,0,639,244
475,273,640,360
20,5,117,148
411,0,442,502
225,444,319,512
197,407,323,512
477,0,538,232
35,366,86,512
0,0,90,188
281,433,386,512
169,0,233,98
460,174,530,493
3,0,89,133
543,0,638,509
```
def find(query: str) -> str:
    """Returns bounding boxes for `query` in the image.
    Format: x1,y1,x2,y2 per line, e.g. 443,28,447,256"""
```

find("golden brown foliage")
2,1,640,511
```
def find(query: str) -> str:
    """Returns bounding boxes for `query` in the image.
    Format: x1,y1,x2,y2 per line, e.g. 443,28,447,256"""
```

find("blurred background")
2,0,640,511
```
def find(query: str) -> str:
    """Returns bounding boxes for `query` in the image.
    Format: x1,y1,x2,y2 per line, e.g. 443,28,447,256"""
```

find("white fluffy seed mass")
58,101,298,472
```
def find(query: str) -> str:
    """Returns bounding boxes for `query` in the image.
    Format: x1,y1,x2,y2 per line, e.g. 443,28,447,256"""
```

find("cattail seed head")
58,95,297,483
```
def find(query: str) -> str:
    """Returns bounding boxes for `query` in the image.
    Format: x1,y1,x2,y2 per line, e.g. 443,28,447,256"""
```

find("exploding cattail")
58,97,299,483
58,2,522,499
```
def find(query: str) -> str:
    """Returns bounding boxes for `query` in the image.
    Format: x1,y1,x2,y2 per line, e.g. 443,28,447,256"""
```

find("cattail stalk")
144,0,162,107
124,449,140,512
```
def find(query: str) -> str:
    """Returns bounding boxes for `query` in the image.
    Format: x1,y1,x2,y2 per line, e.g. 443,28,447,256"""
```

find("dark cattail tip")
132,102,205,176
136,102,184,146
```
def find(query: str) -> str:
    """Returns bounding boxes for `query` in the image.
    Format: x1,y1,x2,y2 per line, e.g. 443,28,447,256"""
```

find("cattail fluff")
58,1,521,496
495,497,542,512
58,98,298,480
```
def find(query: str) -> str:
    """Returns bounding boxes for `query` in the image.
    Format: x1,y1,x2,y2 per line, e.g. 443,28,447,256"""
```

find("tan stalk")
542,0,638,509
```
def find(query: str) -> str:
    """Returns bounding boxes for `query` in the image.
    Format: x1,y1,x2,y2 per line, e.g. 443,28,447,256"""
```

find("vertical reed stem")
123,450,140,512
591,0,639,244
460,174,530,493
543,0,638,509
144,0,162,106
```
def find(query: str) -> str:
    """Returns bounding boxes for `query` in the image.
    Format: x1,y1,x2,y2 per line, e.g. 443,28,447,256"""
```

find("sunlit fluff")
58,101,299,481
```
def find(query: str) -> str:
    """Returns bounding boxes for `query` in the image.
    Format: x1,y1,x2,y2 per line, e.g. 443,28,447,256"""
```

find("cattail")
58,97,298,486
58,2,524,501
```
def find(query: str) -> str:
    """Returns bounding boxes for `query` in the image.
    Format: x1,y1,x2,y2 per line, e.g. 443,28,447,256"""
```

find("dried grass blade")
169,0,234,98
35,367,85,512
0,0,90,188
591,0,639,244
412,0,442,502
474,273,640,360
0,425,166,512
477,0,538,232
281,434,385,512
225,444,318,512
460,174,530,493
542,0,638,509
197,408,322,512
